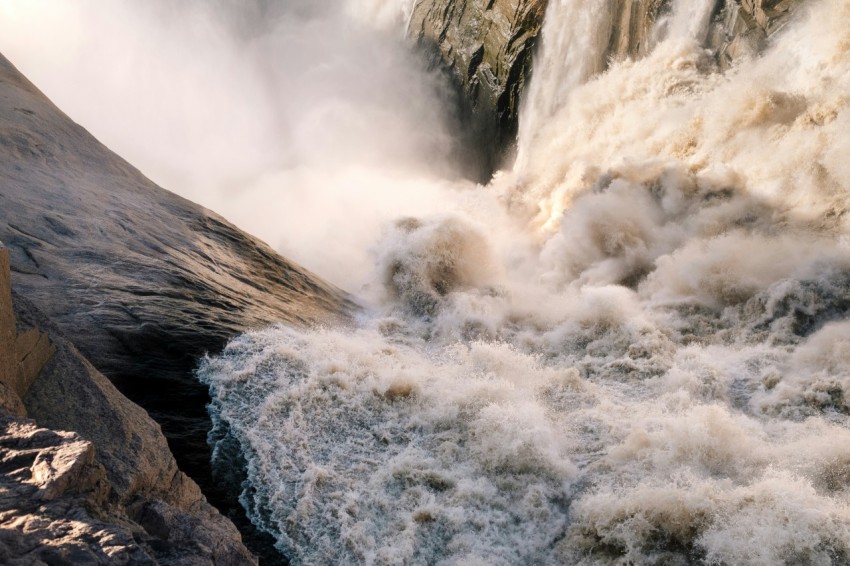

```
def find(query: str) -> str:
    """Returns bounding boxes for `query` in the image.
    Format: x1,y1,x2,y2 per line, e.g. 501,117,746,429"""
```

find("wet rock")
607,0,668,61
409,0,549,173
710,0,805,68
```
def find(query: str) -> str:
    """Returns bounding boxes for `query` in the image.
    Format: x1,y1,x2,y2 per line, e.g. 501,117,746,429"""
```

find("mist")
196,0,850,562
0,0,471,289
6,0,850,563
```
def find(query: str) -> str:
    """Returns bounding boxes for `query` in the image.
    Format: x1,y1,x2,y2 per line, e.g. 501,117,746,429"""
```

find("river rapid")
198,0,850,563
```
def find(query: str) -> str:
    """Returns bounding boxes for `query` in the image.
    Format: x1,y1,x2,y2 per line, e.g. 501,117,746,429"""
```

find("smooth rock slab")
0,51,354,526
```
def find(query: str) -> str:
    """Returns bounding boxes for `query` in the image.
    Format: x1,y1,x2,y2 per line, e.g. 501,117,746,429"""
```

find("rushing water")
198,0,850,563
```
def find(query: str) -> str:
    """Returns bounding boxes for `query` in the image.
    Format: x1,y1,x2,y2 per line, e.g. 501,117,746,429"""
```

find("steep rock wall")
607,0,665,60
710,0,805,67
0,52,354,561
409,0,549,173
410,0,804,171
0,243,52,417
0,246,256,563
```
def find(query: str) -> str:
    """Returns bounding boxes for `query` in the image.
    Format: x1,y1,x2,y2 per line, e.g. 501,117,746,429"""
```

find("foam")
197,0,850,563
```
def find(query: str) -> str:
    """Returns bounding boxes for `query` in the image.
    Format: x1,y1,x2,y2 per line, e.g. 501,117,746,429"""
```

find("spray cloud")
6,0,850,563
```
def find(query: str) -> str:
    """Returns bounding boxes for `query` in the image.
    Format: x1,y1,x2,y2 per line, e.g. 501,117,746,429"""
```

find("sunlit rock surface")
0,51,353,487
0,242,256,564
0,51,356,562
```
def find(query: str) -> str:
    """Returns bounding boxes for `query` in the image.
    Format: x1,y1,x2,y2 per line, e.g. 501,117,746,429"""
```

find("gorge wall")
409,0,549,174
1,242,256,563
410,0,804,172
0,51,356,562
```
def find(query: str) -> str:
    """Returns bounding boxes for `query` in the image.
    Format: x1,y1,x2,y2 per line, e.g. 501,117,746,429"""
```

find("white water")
514,0,613,173
199,0,850,563
661,0,719,44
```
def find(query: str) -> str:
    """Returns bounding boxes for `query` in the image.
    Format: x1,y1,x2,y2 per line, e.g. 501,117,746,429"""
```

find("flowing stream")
198,0,850,563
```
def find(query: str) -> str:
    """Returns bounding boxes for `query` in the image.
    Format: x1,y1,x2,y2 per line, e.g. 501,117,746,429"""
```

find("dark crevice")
101,337,287,565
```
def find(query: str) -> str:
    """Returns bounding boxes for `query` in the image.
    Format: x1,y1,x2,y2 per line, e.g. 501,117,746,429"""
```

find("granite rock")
710,0,805,68
0,52,354,522
0,243,257,564
409,0,549,172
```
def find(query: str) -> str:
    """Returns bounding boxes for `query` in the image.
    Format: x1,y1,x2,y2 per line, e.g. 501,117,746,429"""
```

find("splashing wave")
199,0,850,563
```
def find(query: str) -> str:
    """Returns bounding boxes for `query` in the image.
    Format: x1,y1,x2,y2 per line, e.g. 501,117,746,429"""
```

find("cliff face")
0,243,256,563
710,0,804,67
409,0,549,173
410,0,804,171
0,52,355,561
0,245,52,418
0,52,354,521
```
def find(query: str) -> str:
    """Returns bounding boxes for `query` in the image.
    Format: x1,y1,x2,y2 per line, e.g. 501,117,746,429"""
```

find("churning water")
198,0,850,563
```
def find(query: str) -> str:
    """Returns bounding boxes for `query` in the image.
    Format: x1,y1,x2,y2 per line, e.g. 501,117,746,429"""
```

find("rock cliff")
1,243,256,563
0,52,354,561
410,0,804,171
0,244,52,418
710,0,804,67
409,0,549,173
0,49,352,481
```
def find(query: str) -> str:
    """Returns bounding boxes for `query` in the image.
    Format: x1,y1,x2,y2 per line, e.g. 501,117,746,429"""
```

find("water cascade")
199,0,850,563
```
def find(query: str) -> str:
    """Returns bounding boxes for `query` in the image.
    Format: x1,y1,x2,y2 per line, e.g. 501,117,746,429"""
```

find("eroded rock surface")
1,240,257,564
409,0,549,172
0,51,354,528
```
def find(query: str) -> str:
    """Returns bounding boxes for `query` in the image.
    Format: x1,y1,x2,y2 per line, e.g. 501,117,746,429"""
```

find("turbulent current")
197,0,850,563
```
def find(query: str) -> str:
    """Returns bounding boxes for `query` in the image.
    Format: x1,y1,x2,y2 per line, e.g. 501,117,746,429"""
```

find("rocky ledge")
1,243,256,563
710,0,805,67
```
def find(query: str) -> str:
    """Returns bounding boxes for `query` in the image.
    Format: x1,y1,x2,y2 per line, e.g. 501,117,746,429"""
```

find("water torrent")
514,0,613,174
660,0,719,44
197,0,850,563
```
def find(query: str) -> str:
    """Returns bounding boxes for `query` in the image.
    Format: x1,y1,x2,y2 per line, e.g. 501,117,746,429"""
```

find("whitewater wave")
198,0,850,563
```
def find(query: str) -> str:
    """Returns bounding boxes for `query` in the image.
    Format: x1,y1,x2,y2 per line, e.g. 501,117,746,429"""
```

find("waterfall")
199,0,850,563
660,0,719,44
514,0,613,174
